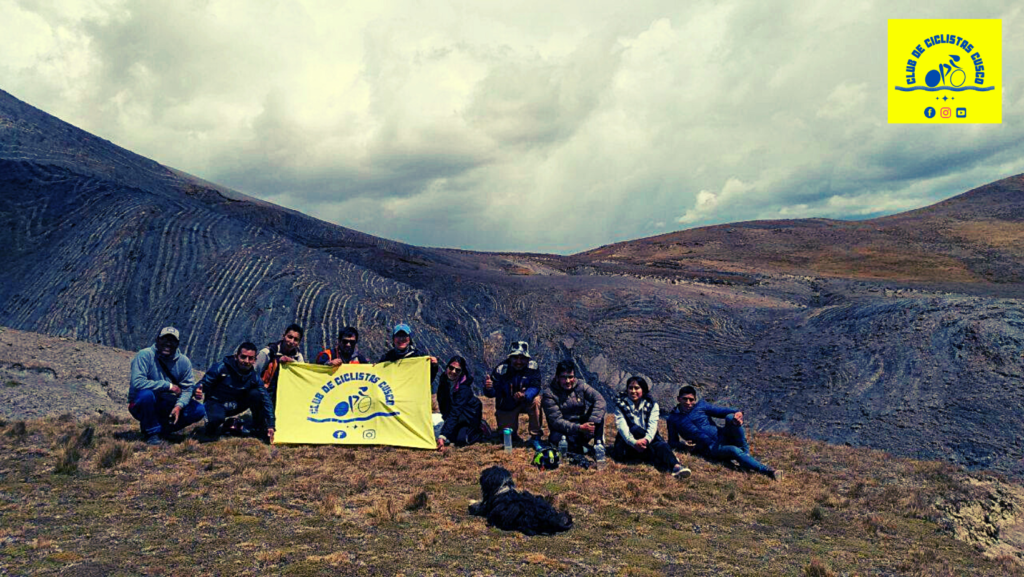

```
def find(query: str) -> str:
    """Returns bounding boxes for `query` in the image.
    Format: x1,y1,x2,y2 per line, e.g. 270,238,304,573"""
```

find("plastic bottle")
503,428,513,452
558,436,568,457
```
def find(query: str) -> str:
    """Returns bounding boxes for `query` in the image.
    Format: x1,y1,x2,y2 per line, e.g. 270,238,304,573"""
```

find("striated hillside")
2,88,1024,477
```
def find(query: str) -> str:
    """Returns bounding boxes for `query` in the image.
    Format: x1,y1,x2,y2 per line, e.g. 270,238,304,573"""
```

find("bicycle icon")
925,54,966,88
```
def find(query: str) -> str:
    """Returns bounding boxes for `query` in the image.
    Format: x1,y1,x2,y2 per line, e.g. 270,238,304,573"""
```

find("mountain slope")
2,88,1024,477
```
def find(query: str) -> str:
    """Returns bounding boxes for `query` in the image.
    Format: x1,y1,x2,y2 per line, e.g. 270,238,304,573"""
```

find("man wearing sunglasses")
316,327,370,366
484,341,543,445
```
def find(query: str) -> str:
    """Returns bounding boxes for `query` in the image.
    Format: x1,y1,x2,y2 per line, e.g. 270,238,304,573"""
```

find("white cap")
158,326,180,340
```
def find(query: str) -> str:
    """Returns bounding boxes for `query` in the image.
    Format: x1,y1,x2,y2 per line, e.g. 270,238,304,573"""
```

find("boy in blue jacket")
666,385,781,480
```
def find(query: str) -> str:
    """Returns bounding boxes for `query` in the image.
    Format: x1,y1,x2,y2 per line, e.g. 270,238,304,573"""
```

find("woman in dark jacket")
436,356,484,449
613,377,690,478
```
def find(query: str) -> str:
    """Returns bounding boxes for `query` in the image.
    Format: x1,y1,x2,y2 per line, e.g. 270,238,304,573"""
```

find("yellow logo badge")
888,19,1001,124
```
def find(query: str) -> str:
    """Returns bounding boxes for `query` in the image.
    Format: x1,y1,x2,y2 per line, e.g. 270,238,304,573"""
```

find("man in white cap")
128,327,206,445
484,341,543,445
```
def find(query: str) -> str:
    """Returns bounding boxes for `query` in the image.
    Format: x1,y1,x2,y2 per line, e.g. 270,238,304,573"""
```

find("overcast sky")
2,1,1022,254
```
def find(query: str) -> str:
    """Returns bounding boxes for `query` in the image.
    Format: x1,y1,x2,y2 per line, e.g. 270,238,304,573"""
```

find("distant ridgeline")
2,88,1024,476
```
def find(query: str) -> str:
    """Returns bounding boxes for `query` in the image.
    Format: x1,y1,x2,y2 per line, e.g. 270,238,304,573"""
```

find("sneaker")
672,465,692,479
593,442,606,463
144,433,166,446
769,468,784,482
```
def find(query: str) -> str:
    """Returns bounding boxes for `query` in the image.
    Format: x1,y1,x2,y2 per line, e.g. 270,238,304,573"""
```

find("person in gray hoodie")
199,341,276,443
128,327,206,445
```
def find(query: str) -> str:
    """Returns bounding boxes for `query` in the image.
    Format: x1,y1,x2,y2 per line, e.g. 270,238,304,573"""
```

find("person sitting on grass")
128,326,206,446
542,360,607,463
199,341,275,444
436,355,485,450
666,384,781,481
612,377,691,478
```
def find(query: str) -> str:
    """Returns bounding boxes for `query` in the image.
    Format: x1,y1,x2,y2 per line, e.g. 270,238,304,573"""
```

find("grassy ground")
1,412,1022,576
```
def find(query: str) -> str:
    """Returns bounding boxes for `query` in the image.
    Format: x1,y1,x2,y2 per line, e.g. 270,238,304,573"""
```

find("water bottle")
558,436,568,457
503,428,513,452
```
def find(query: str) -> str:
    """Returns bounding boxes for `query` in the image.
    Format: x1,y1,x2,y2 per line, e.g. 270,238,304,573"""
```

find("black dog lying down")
468,466,573,536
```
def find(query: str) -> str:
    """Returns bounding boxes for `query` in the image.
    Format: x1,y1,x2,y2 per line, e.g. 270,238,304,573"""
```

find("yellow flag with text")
274,357,435,449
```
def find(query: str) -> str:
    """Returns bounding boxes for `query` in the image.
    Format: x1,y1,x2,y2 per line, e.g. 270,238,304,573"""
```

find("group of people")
127,323,781,481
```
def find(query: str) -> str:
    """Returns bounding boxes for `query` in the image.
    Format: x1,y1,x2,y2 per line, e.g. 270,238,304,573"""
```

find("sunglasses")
446,366,463,374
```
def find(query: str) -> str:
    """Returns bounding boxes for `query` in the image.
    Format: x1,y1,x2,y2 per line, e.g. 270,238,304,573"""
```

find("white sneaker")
672,465,692,479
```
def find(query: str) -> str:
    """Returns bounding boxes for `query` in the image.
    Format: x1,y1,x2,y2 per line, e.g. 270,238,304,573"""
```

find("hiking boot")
144,433,167,446
672,464,692,479
769,468,784,481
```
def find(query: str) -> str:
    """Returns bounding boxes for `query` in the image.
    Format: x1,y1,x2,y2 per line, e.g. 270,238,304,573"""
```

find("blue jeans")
708,420,770,474
129,389,206,436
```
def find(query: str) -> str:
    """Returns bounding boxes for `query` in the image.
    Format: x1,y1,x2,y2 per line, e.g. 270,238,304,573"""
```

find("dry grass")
94,440,134,469
0,409,1022,576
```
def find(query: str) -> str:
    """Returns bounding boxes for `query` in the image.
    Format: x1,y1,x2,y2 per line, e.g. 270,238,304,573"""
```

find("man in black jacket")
200,342,276,443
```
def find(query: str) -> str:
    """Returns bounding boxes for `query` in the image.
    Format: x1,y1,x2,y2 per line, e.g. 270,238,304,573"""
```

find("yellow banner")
888,19,1002,124
274,357,435,449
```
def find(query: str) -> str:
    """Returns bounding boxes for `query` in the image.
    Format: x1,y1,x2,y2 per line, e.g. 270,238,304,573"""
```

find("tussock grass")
53,439,81,475
94,440,134,469
4,419,28,439
0,409,1022,575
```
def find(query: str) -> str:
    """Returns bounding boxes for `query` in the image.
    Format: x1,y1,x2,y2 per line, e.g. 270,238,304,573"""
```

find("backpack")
260,343,280,389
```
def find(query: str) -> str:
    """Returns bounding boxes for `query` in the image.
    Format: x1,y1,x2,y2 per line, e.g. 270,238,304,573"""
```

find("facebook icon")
924,107,936,119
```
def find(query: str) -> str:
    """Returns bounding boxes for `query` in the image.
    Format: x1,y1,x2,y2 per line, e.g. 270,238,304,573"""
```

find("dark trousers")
549,419,605,451
708,420,770,474
612,432,680,472
448,424,482,447
204,389,271,435
129,389,206,437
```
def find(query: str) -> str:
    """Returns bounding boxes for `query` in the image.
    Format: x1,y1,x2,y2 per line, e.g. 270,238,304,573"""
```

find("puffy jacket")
436,358,483,441
665,399,738,453
484,360,542,411
129,345,197,409
198,356,275,429
542,382,606,435
613,393,660,447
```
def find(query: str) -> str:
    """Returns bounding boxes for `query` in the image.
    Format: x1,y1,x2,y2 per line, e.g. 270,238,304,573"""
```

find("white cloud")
1,0,1023,253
